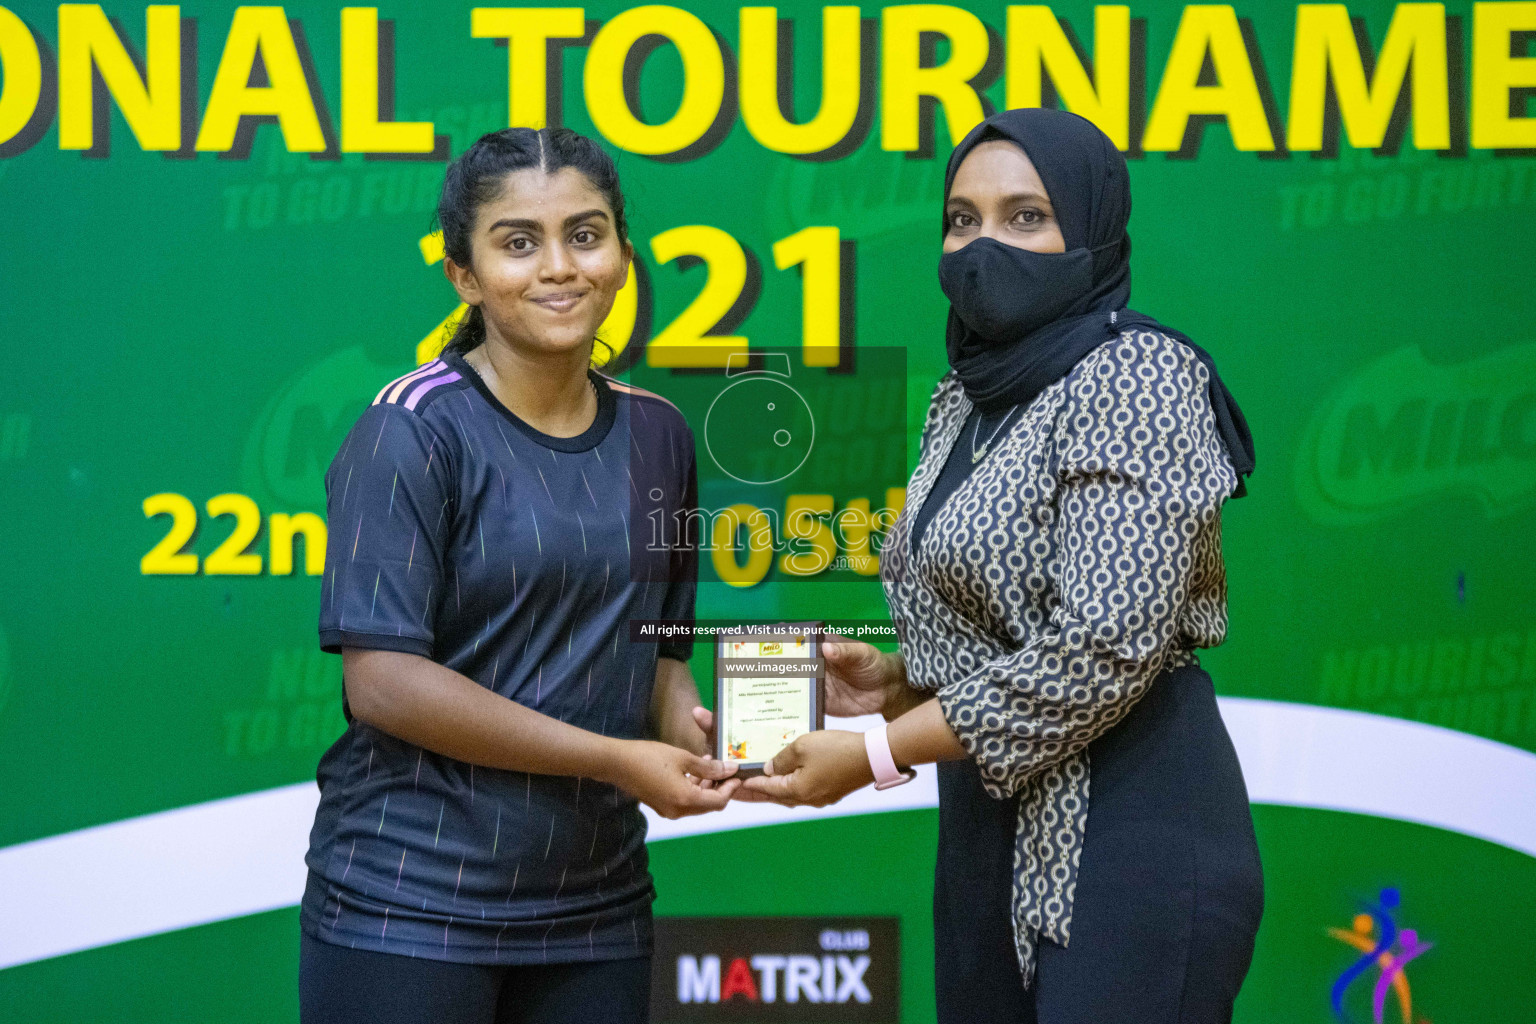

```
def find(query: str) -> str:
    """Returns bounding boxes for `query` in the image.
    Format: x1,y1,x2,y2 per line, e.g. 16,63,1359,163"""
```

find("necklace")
970,405,1020,464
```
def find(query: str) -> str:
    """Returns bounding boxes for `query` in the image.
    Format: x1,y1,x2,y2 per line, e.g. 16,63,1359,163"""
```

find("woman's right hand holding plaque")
822,635,927,722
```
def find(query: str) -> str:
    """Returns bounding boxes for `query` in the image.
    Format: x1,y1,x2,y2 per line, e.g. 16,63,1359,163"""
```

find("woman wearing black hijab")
740,108,1264,1021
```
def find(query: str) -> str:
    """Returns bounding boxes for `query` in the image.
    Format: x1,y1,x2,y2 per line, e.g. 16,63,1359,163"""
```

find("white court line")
1,700,1533,970
1216,697,1536,856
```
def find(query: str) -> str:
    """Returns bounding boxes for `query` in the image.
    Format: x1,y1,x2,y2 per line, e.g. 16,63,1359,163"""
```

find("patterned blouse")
879,328,1239,985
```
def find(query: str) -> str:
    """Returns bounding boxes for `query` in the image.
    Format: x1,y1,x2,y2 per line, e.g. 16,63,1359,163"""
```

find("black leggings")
299,931,651,1024
933,663,1265,1023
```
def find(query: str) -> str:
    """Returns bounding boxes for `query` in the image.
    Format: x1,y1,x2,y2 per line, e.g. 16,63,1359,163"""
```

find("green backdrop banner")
2,2,1534,1021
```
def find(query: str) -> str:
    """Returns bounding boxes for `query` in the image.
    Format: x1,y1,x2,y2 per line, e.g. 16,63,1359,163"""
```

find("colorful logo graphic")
1328,888,1433,1024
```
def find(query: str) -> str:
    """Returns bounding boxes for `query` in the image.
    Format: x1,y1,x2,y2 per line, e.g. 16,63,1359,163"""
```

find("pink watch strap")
865,723,915,791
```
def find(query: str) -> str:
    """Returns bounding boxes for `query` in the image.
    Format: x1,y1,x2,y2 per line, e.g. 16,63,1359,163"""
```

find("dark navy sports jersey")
301,348,697,964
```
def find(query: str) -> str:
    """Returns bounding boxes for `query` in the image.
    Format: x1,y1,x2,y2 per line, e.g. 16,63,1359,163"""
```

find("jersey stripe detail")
403,370,463,411
599,375,682,413
373,361,446,406
387,361,448,405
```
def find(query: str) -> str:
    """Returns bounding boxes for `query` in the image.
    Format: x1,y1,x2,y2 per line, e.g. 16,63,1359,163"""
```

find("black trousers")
299,931,651,1024
933,663,1264,1024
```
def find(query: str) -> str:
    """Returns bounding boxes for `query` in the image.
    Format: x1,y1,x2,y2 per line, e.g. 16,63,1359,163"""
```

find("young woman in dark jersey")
299,127,735,1024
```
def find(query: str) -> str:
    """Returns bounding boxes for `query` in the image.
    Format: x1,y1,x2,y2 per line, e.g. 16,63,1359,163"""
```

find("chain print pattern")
880,329,1238,985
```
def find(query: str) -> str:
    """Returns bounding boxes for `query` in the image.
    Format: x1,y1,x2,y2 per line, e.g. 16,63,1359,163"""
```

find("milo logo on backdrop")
241,345,409,508
1297,343,1536,522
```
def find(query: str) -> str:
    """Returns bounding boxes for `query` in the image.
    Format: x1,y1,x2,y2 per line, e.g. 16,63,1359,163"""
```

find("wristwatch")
864,723,917,791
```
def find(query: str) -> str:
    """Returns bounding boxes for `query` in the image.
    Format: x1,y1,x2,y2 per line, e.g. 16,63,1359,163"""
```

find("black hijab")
938,107,1255,495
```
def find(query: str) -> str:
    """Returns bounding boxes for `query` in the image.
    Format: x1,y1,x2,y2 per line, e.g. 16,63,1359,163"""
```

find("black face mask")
937,237,1096,346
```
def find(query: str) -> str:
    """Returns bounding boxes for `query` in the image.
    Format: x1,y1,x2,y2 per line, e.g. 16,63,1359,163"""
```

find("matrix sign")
652,917,899,1022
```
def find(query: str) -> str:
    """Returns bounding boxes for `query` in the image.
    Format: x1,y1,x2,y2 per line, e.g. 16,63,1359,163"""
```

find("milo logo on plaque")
1296,342,1536,522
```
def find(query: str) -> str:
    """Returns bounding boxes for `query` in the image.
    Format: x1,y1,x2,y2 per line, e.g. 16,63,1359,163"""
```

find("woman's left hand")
736,730,873,807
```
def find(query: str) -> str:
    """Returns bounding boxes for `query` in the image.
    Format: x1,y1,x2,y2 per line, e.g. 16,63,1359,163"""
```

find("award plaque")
713,622,825,777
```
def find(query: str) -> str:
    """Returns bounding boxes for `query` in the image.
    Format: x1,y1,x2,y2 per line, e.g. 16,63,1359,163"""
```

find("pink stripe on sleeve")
403,371,463,411
376,361,445,406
